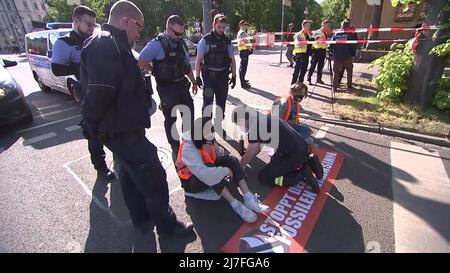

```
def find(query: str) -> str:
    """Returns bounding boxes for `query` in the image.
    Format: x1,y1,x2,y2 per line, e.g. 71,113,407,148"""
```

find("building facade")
0,0,48,53
349,0,427,40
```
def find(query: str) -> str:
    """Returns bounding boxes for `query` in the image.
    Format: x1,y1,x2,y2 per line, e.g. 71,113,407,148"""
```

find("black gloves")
196,76,203,89
229,75,236,89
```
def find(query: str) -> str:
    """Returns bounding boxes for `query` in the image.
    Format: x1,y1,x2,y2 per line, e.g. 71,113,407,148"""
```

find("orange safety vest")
272,96,301,125
175,142,217,180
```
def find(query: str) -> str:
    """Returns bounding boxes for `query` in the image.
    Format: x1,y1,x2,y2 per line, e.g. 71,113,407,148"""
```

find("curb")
300,114,450,148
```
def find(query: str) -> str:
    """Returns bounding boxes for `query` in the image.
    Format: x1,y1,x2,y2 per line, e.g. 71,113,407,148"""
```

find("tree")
393,0,450,107
47,0,109,22
320,0,350,29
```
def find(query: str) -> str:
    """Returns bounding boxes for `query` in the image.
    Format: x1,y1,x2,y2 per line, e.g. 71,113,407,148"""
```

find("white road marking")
391,141,450,252
169,185,182,196
36,106,79,118
21,132,57,145
65,125,81,132
63,155,128,227
315,126,329,139
16,114,81,134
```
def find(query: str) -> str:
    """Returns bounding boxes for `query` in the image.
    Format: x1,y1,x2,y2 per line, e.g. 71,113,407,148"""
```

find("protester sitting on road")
232,106,323,193
271,82,313,144
176,117,269,223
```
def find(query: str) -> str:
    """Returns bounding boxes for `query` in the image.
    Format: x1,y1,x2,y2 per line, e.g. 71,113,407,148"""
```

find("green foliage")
369,46,414,101
320,0,350,29
430,39,450,58
432,74,450,110
47,0,74,22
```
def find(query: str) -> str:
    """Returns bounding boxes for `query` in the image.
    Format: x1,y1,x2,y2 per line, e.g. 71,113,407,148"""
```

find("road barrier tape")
233,38,413,47
231,25,439,43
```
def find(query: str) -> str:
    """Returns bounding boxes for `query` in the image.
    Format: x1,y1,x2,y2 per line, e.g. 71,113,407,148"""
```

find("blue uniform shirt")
51,33,82,66
197,36,234,71
139,32,190,65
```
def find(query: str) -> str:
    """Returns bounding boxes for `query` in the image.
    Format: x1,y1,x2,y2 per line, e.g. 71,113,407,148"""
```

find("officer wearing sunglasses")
138,15,198,152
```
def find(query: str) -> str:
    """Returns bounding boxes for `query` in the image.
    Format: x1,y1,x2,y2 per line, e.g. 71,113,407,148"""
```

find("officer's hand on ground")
195,76,203,89
229,75,236,89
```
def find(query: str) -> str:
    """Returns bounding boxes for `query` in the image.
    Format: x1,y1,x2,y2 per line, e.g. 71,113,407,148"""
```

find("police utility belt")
201,66,229,78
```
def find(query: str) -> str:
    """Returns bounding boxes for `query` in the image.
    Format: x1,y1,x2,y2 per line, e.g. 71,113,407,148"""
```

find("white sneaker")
232,201,258,223
244,193,270,214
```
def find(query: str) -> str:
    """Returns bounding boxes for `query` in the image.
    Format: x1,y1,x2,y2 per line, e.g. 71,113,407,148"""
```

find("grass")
334,79,450,138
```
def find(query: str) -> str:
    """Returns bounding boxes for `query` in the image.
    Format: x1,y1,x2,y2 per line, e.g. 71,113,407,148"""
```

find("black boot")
308,154,324,180
302,165,320,194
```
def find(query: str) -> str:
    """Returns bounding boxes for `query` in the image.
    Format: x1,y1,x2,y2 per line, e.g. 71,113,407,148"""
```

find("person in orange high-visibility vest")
176,117,269,223
272,82,313,144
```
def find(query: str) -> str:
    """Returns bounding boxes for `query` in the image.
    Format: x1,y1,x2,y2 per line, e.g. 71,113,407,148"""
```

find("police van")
25,27,81,101
25,23,99,102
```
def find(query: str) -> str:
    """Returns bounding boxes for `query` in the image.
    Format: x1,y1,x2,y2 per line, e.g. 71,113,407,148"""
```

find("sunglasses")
169,26,185,37
130,18,143,32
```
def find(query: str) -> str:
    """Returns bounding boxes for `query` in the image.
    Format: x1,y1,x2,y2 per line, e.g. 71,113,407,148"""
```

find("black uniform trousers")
307,48,326,82
258,149,307,187
157,79,194,148
239,50,250,84
202,70,229,120
291,53,309,84
104,129,177,232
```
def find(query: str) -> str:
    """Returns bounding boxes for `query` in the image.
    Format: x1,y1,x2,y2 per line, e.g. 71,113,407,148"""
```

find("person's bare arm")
240,142,261,167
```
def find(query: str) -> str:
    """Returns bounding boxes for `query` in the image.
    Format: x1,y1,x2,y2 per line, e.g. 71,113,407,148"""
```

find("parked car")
0,59,32,127
184,38,198,56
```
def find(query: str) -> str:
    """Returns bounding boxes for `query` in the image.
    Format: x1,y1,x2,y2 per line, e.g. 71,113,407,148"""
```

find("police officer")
291,20,313,85
138,15,198,152
330,18,357,91
285,23,295,67
237,20,252,89
51,5,114,181
307,20,332,85
195,14,236,127
80,1,194,236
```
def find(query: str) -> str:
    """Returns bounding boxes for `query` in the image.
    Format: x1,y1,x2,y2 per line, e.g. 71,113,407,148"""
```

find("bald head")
108,0,143,23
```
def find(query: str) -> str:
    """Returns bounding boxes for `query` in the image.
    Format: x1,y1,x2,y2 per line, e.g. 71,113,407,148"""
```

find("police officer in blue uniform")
195,14,236,128
51,6,114,181
138,15,198,152
80,1,194,236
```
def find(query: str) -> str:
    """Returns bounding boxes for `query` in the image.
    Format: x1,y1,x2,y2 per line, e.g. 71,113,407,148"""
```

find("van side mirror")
47,50,52,58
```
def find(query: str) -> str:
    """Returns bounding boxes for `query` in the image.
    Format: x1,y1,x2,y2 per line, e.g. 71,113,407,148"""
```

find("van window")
26,33,48,56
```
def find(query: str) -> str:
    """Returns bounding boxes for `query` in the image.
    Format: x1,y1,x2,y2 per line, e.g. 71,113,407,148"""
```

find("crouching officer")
195,14,236,128
139,15,198,152
80,1,194,237
232,106,323,193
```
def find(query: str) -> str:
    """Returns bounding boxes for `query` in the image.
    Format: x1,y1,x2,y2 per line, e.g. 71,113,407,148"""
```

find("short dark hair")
341,18,351,29
322,19,330,25
167,15,184,27
302,20,312,27
213,14,228,26
73,5,96,18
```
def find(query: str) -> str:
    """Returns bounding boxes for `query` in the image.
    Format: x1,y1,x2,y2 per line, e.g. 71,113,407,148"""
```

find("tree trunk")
404,0,449,108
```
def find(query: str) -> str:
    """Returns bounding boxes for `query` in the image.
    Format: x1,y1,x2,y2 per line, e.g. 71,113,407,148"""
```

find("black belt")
97,129,141,141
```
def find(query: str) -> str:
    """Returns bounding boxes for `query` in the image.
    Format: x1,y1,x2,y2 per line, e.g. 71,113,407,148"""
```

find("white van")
25,28,82,101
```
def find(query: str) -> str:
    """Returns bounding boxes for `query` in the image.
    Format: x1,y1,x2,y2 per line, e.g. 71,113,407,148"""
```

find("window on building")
41,4,46,11
33,3,38,10
23,1,29,9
